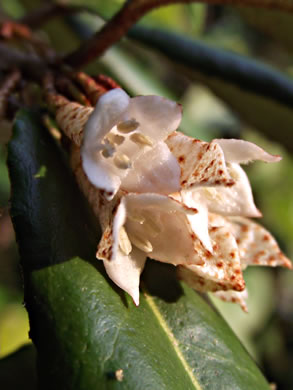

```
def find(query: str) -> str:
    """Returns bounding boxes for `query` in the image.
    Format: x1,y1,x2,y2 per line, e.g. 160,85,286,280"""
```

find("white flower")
96,192,205,305
94,189,290,309
71,89,291,310
81,89,182,200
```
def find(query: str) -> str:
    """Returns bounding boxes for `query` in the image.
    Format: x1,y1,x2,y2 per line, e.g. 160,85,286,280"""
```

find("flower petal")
83,89,130,147
127,95,182,141
214,139,281,164
81,89,130,198
124,193,204,266
212,289,248,312
95,195,146,305
191,163,261,217
178,264,248,311
228,217,292,269
122,141,181,194
103,248,146,306
96,196,126,260
180,222,245,291
166,131,234,188
82,154,122,200
181,190,212,252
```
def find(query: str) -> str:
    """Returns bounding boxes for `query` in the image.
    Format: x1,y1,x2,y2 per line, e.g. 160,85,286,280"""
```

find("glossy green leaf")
8,109,271,389
129,26,293,152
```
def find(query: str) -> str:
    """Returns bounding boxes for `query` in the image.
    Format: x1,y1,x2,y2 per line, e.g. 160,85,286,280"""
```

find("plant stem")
64,0,293,69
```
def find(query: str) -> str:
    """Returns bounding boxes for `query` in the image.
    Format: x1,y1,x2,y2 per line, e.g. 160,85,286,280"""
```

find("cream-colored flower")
96,192,208,305
69,90,291,310
81,89,182,200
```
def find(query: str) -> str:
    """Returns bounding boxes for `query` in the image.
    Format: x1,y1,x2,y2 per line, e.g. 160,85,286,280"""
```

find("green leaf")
8,109,271,389
129,26,293,151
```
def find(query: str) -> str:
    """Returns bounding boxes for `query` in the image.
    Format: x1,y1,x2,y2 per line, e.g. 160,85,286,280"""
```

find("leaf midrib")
144,292,202,390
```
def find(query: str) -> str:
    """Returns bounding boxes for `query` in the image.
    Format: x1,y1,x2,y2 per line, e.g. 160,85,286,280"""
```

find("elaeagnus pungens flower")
57,88,291,311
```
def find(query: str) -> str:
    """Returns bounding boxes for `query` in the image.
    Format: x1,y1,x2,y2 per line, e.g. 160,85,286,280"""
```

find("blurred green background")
0,0,293,388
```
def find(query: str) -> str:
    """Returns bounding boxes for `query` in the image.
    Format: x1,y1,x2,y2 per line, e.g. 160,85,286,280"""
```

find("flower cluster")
65,88,291,311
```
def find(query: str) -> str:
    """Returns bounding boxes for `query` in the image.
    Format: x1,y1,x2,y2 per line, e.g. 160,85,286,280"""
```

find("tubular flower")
81,88,182,200
67,89,291,310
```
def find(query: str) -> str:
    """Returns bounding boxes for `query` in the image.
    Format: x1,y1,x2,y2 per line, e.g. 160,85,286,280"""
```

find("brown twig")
64,0,293,68
0,43,46,76
43,72,70,112
0,20,56,63
64,1,145,68
0,69,21,118
56,76,91,106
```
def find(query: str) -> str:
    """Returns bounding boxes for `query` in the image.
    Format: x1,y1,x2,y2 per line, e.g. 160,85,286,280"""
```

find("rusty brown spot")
231,297,237,303
210,226,218,232
229,251,236,259
216,262,223,268
186,206,198,214
263,234,270,241
234,281,245,291
178,155,185,163
241,224,249,233
268,255,276,264
218,169,224,175
181,179,187,185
